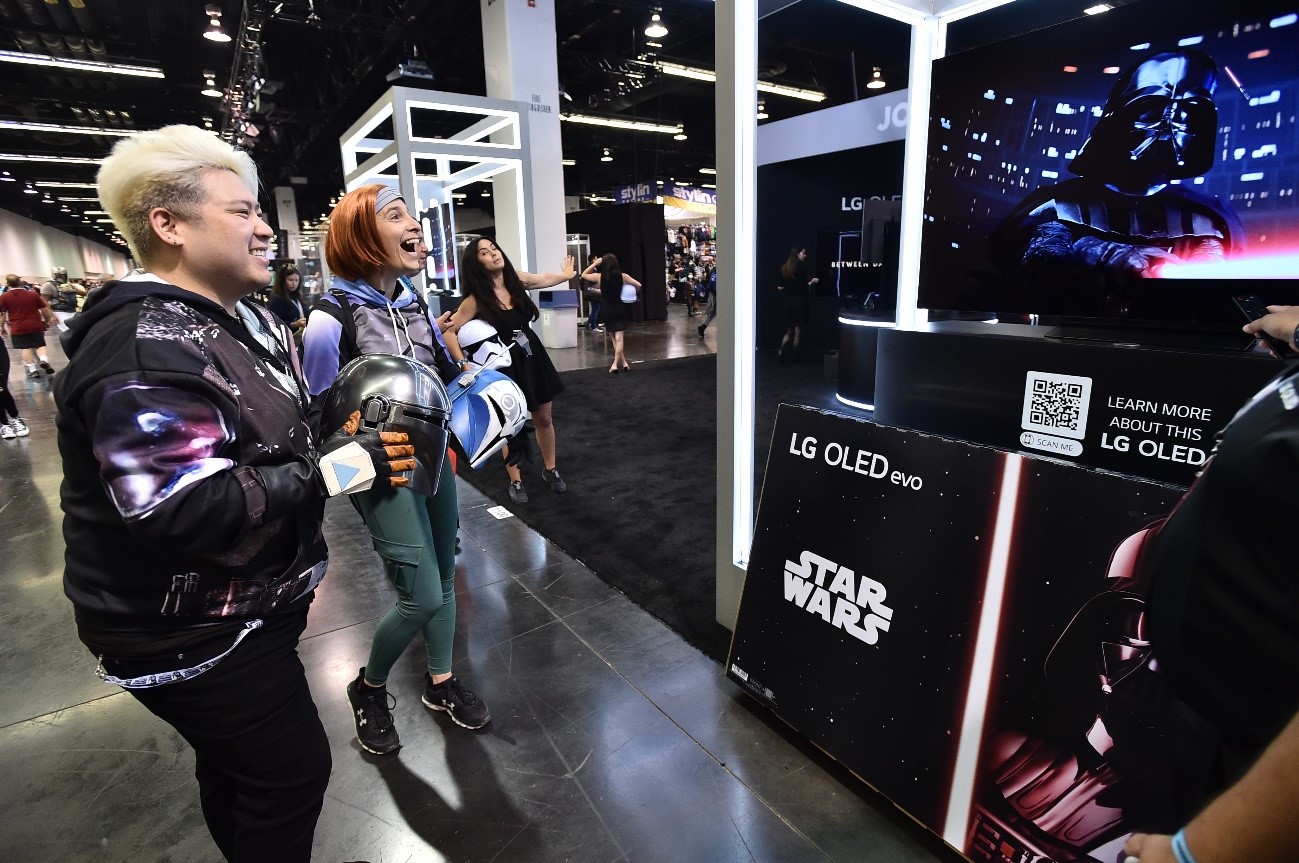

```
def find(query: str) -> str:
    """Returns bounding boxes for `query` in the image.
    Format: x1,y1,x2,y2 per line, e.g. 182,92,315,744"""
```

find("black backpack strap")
326,288,360,364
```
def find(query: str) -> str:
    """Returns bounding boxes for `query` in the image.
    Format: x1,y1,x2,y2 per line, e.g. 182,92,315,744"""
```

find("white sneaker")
0,424,14,440
9,418,29,437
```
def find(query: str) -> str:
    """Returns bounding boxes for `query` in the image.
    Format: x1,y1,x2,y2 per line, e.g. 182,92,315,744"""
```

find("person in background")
581,253,641,374
776,246,818,363
302,183,491,755
697,257,718,338
446,236,575,505
267,263,308,341
584,253,603,332
1118,304,1299,863
0,275,57,376
0,291,30,439
56,124,417,863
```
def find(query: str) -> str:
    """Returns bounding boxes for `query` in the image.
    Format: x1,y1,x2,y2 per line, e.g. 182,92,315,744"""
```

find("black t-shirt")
1142,360,1299,768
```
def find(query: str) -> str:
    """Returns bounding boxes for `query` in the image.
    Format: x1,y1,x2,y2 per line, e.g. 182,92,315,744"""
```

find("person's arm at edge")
1124,709,1299,863
1244,306,1299,353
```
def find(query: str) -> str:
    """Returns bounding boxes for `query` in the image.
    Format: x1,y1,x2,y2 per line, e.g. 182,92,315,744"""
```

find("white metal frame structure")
713,0,1020,641
338,86,536,282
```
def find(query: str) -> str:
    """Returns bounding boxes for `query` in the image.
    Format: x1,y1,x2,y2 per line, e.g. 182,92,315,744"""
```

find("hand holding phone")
1233,294,1292,359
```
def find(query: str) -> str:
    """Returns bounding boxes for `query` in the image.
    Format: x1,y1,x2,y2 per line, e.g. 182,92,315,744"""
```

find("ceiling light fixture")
756,100,769,120
35,181,100,189
867,67,886,89
204,4,233,43
1084,3,1113,13
673,129,688,140
657,60,826,102
562,113,684,135
0,120,136,137
601,148,613,162
0,153,104,165
561,158,576,166
201,70,223,98
0,49,164,79
644,11,668,39
699,167,717,175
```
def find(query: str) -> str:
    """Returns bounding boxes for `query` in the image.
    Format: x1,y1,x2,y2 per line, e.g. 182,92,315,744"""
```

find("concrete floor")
0,302,955,862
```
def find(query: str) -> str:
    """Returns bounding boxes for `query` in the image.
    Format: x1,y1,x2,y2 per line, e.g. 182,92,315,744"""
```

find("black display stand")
872,322,1279,485
836,313,894,408
729,404,1185,863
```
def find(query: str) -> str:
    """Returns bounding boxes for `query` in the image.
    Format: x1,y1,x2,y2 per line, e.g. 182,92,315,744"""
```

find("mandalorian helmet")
1069,50,1220,193
446,367,528,469
320,354,452,497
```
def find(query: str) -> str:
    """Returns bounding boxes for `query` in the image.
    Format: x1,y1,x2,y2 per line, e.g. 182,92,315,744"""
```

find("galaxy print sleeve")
301,308,344,397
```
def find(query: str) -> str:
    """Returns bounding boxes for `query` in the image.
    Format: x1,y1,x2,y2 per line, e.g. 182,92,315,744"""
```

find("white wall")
0,207,132,282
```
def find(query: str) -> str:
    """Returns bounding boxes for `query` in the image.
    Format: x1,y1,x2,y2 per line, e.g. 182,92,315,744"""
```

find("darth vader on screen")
988,49,1245,318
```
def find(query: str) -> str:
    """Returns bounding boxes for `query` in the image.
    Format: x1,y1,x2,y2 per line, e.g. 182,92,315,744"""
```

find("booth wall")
0,207,131,281
566,202,666,322
755,140,904,355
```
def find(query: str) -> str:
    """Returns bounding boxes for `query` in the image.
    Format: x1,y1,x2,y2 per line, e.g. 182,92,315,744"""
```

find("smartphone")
1233,294,1290,359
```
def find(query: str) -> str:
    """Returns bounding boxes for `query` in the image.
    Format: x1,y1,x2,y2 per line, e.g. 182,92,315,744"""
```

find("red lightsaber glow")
1155,253,1299,279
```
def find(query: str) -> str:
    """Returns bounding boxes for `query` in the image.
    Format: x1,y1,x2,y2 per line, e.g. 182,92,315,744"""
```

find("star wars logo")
783,550,893,645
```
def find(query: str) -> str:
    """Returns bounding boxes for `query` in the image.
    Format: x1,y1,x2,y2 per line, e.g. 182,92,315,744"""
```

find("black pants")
127,609,331,863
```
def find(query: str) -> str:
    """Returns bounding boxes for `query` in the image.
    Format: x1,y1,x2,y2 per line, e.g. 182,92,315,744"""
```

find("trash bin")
535,289,579,349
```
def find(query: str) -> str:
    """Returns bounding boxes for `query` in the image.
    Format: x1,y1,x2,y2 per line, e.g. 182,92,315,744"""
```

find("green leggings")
353,457,458,685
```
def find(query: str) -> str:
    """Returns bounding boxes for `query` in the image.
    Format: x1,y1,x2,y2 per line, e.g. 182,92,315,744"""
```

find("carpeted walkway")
460,355,732,660
459,351,855,663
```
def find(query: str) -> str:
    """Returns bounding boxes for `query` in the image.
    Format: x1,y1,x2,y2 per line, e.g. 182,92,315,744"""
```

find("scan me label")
783,551,894,646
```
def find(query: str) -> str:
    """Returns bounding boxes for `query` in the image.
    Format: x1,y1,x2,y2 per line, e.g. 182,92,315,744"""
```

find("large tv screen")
918,0,1299,330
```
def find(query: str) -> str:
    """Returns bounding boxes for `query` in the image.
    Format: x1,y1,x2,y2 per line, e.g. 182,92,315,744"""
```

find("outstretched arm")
518,255,577,289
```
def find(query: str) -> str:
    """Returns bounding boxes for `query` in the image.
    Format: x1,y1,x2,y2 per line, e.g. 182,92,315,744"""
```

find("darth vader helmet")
446,367,528,468
1069,49,1220,193
320,354,452,497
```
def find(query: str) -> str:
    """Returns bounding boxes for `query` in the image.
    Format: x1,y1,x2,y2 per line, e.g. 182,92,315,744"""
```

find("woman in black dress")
447,237,575,504
776,246,819,363
580,253,641,374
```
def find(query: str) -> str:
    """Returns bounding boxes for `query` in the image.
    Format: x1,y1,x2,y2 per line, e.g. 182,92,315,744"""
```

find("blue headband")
374,185,402,213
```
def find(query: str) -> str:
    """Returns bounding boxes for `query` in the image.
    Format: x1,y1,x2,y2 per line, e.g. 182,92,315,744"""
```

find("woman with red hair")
302,184,489,757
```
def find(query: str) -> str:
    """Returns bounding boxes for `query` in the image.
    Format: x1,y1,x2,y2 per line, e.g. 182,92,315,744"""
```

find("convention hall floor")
0,304,957,863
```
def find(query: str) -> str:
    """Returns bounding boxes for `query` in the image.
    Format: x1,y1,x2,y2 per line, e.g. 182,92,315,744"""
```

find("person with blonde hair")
55,125,416,863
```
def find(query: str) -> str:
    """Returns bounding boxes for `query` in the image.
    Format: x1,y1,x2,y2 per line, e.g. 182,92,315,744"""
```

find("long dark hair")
272,264,300,299
599,252,623,295
780,247,804,281
458,236,538,327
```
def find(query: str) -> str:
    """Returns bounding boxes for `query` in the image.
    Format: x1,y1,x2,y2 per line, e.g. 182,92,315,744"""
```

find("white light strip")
659,59,826,102
895,16,941,330
943,453,1023,848
0,120,136,137
561,114,683,135
837,316,896,328
755,80,827,102
0,153,104,165
834,394,875,411
720,0,759,571
0,49,164,79
34,181,99,189
936,0,1018,25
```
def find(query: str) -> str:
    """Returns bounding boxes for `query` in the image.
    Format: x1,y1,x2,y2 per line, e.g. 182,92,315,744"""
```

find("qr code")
1021,371,1092,439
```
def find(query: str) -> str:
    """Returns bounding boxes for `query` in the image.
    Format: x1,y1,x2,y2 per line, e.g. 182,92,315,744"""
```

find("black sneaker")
541,467,568,493
346,668,401,755
422,675,491,729
697,324,706,338
508,480,529,504
39,361,55,375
